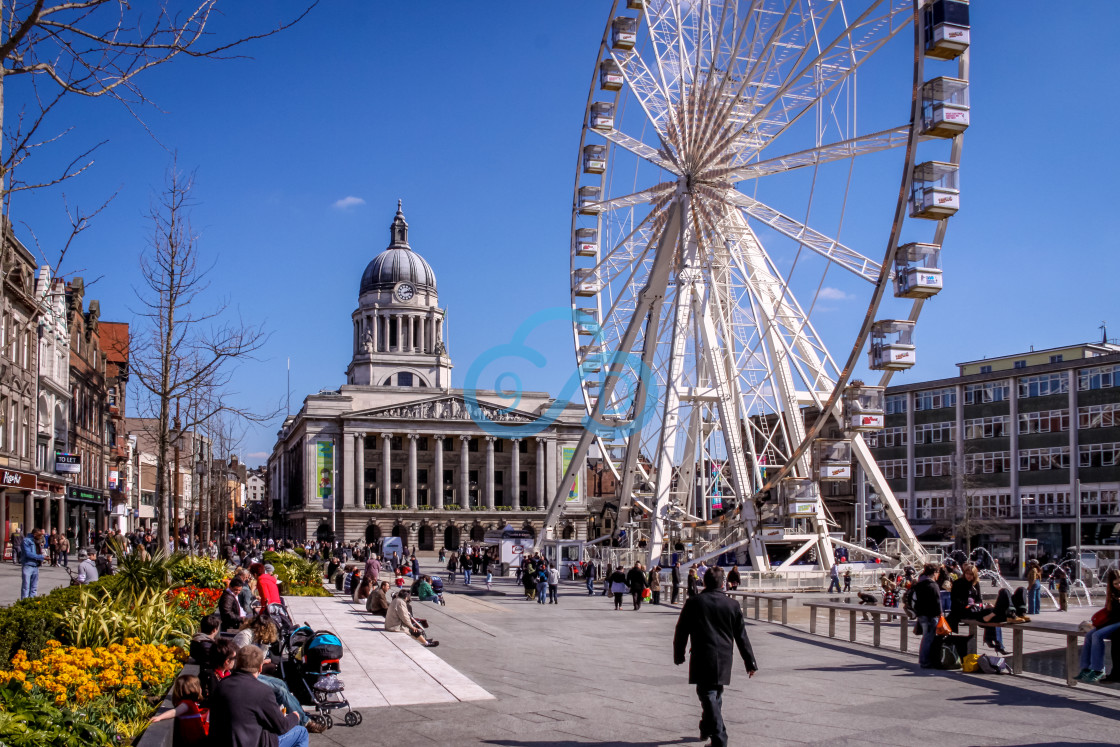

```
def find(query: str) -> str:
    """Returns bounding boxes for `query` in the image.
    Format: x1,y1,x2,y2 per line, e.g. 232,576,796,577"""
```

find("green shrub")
59,586,191,649
0,692,115,747
111,539,181,600
0,576,122,664
294,547,307,557
169,555,229,589
283,585,332,597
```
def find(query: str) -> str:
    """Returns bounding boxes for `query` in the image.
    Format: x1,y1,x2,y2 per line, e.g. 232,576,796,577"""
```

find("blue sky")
9,2,1119,465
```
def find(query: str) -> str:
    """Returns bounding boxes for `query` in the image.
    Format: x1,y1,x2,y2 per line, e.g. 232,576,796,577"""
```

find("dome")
359,202,437,295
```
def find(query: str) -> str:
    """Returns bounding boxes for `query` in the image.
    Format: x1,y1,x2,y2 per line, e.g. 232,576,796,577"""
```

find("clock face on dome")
395,283,415,302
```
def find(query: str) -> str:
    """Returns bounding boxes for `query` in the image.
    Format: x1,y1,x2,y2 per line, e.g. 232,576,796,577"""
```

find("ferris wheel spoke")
600,129,679,174
611,48,674,135
590,183,674,214
727,125,910,181
722,191,880,282
725,0,911,161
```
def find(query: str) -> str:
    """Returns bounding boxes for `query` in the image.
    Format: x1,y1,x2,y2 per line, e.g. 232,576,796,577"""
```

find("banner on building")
316,441,334,507
562,446,580,503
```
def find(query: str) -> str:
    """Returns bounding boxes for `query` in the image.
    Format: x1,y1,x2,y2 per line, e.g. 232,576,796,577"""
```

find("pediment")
352,395,536,424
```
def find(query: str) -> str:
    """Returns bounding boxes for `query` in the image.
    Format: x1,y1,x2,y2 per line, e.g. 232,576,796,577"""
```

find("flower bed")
165,586,223,619
0,639,182,745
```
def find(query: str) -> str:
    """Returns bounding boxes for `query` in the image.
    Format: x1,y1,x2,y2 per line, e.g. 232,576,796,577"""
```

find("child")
485,570,493,591
150,674,208,744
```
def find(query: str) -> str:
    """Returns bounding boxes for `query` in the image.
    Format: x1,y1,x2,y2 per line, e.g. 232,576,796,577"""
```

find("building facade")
866,341,1120,569
0,228,40,552
269,205,589,550
100,321,130,530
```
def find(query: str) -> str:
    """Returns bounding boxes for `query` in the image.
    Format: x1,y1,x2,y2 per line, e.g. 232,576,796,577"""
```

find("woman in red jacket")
250,562,281,606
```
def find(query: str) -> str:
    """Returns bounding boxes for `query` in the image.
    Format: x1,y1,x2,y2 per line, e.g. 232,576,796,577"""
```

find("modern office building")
865,340,1120,568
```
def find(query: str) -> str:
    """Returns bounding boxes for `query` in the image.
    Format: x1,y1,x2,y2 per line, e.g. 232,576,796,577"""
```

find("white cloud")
246,451,269,460
817,287,852,301
332,195,366,210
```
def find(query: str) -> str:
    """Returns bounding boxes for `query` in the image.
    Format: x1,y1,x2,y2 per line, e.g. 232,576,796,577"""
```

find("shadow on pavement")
483,739,697,747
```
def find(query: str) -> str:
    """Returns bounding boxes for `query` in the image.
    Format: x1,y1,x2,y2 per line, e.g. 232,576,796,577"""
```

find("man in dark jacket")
219,577,246,632
671,560,682,604
910,563,944,668
584,560,597,596
209,645,307,747
626,562,648,611
673,567,756,747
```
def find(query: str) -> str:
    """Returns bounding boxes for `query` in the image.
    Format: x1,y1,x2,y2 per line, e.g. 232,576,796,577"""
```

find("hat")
78,550,89,559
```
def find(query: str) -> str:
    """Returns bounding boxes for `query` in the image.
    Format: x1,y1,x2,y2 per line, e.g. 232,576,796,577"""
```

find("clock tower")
347,202,452,389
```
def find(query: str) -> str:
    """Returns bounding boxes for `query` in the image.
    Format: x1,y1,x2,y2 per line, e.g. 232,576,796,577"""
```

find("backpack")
937,642,962,670
978,654,1012,675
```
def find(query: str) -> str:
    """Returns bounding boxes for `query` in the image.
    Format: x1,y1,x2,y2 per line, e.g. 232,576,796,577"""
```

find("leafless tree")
131,165,273,549
0,1,315,310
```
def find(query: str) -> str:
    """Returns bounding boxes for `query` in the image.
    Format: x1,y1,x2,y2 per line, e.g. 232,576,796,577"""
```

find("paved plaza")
301,567,1120,746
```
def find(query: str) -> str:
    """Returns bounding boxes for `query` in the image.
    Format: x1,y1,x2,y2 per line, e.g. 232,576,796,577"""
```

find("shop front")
0,468,36,560
66,485,106,549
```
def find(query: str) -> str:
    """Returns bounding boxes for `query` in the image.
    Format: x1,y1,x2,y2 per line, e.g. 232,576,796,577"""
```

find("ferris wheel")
540,0,971,571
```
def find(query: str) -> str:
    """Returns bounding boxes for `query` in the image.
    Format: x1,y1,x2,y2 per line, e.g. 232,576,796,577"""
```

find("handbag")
935,615,953,636
1091,608,1108,628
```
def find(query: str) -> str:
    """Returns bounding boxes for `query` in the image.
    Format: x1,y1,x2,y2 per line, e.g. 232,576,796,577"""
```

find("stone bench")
962,618,1093,686
727,591,793,624
804,600,912,651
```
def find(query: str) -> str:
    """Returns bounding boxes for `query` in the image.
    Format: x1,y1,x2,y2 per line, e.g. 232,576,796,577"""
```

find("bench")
727,591,793,624
963,619,1089,685
804,600,912,651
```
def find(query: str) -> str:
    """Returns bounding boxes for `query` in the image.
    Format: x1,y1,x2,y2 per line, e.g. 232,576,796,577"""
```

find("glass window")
1017,409,1070,434
964,380,1009,404
885,394,908,415
1078,364,1120,391
1078,403,1120,429
1017,373,1068,398
914,387,956,411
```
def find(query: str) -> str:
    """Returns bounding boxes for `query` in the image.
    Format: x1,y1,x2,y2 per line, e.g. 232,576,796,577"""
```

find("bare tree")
131,165,272,549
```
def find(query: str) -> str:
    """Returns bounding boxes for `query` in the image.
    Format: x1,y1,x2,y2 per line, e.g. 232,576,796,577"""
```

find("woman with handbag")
609,567,629,610
1075,569,1120,683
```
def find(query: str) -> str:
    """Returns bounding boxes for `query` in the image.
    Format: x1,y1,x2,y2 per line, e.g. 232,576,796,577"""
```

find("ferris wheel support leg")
647,269,696,566
534,201,683,553
851,433,924,562
694,294,768,571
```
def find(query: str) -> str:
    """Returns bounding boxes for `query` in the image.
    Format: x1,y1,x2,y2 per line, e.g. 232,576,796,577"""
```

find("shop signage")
55,453,81,474
66,485,105,504
0,469,35,490
108,470,119,490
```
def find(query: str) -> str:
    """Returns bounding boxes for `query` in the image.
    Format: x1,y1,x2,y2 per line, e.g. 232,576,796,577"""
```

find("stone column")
420,317,427,353
355,433,365,508
381,434,392,507
339,428,350,513
407,434,418,510
546,439,558,506
509,439,520,510
41,493,50,534
484,437,496,510
460,436,470,507
25,491,35,531
535,438,546,508
0,492,7,547
433,435,445,509
382,314,389,352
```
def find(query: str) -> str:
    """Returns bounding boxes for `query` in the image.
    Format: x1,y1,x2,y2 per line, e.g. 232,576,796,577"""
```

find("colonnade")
353,307,444,355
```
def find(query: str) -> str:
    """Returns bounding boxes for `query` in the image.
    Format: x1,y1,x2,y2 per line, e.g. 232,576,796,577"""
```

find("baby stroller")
283,626,361,729
430,575,447,606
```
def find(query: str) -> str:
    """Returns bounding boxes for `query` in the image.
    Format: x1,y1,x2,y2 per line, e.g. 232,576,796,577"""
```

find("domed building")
268,204,589,554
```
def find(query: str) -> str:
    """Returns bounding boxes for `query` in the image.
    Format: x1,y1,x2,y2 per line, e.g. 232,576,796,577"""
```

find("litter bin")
500,562,510,577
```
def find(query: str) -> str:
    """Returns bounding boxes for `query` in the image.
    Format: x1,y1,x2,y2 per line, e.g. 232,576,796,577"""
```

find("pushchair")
282,625,361,729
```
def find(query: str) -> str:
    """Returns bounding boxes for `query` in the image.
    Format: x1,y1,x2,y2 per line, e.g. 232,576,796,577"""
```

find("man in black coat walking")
671,560,682,604
673,567,757,747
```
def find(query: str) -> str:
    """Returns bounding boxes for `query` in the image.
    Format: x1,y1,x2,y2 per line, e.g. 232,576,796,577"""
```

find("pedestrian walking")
910,563,943,669
547,564,560,604
726,565,740,591
1026,560,1042,616
585,560,597,596
536,564,549,605
447,553,457,585
671,560,682,604
827,564,841,593
485,570,493,591
609,567,628,610
843,568,852,592
627,562,648,611
58,534,70,568
648,565,662,605
673,567,757,747
603,563,613,596
19,529,45,599
1056,568,1070,612
463,556,473,585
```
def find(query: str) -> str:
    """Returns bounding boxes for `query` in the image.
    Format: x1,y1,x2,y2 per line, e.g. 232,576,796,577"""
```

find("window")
914,387,956,411
397,372,414,387
967,492,1012,519
915,494,949,520
878,459,908,480
1021,491,1070,518
964,380,1009,404
468,438,478,453
1018,373,1068,398
964,450,1011,474
874,426,908,447
885,394,908,415
1013,360,1027,369
914,421,956,444
964,415,1009,439
1078,403,1120,429
1081,489,1120,517
1079,442,1120,469
1017,409,1070,434
1078,364,1120,391
914,455,953,478
1018,446,1071,471
979,365,992,374
390,436,402,450
1050,354,1063,364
